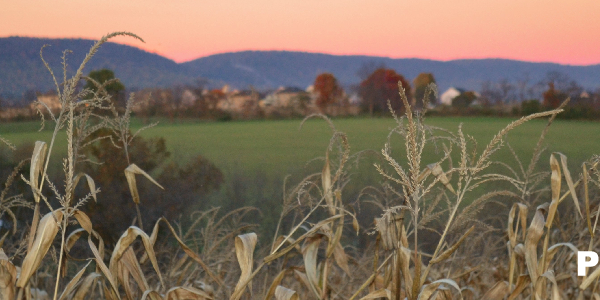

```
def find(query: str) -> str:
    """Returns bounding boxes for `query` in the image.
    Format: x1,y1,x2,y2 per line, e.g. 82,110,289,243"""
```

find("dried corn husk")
231,233,257,300
125,164,164,204
17,210,63,287
275,286,299,300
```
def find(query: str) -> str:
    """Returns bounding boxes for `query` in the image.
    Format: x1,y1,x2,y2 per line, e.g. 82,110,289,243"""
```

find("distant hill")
0,37,193,98
183,51,600,93
2,37,599,99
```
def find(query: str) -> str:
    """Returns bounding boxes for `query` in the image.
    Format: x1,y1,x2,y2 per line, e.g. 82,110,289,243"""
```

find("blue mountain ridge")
1,37,599,98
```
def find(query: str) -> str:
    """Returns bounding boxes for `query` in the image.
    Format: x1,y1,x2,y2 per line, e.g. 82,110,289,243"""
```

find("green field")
2,115,598,237
2,116,598,178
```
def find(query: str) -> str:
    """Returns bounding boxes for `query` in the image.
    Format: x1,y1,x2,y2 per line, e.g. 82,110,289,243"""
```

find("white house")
440,87,465,106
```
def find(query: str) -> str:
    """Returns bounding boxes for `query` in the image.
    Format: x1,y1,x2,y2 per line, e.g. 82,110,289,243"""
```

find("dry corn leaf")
514,243,525,256
480,281,509,300
556,152,583,218
293,270,312,294
275,286,299,300
507,203,528,287
166,286,213,300
428,163,455,194
525,204,547,285
430,226,474,265
88,234,121,300
120,247,150,293
72,272,102,300
333,243,351,276
547,154,562,228
0,249,16,300
26,142,48,254
584,165,593,238
102,280,121,300
16,210,63,288
73,210,93,233
508,203,528,246
66,228,86,253
351,213,360,235
581,261,600,290
383,263,393,290
139,215,165,265
398,246,414,297
58,260,91,300
359,289,392,300
322,152,335,215
30,288,49,300
66,228,105,269
120,265,135,300
507,275,530,300
109,226,164,289
265,268,289,300
265,215,342,263
375,215,405,251
231,232,257,300
302,234,323,298
196,281,214,298
125,164,164,204
0,232,8,249
539,270,561,300
544,243,578,270
417,278,462,300
150,218,224,289
141,290,164,300
72,173,98,202
29,141,47,203
417,166,431,183
326,191,344,257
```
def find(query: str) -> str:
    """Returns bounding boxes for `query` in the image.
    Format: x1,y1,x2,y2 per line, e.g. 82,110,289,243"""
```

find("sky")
2,0,600,65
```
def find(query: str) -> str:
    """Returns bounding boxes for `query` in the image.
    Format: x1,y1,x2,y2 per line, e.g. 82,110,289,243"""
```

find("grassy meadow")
3,115,598,236
2,116,598,179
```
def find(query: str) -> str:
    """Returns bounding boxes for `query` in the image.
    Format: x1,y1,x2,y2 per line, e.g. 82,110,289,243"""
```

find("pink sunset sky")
2,0,600,65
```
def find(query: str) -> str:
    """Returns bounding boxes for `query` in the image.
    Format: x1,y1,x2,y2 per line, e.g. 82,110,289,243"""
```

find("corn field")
0,32,599,300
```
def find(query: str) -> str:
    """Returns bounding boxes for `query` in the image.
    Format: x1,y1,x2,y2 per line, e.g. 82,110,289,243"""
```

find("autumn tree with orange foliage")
313,73,342,113
543,82,567,109
359,68,412,116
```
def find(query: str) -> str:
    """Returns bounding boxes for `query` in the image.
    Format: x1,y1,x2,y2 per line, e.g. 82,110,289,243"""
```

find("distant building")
180,89,197,108
440,87,465,106
37,92,61,111
218,90,259,112
260,87,307,108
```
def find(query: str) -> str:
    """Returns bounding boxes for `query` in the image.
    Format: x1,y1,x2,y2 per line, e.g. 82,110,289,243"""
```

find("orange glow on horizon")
2,0,600,65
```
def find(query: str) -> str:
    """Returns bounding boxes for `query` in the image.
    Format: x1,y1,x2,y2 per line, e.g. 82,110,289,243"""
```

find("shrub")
521,99,541,115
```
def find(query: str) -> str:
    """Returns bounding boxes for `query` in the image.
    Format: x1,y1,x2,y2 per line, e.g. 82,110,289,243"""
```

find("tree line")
2,66,599,122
